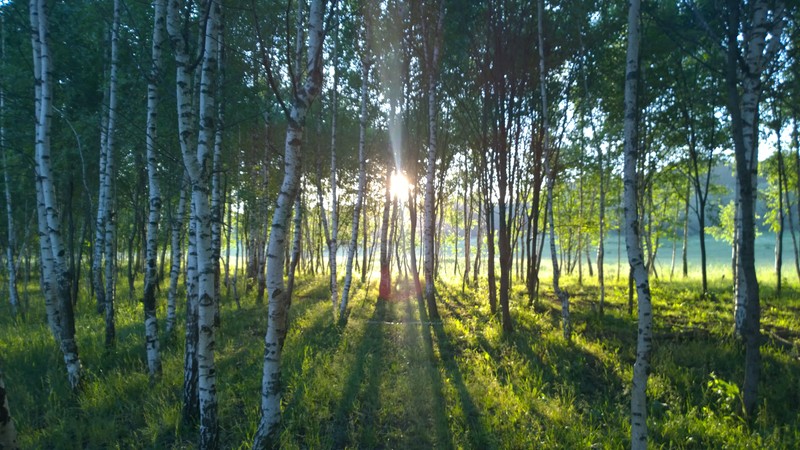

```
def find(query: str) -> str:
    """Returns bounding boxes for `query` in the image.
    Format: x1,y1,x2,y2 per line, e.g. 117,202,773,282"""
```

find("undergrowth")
0,268,798,448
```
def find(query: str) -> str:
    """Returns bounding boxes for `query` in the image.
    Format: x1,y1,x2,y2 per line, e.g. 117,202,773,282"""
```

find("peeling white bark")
30,0,81,390
143,0,167,379
622,0,652,447
253,1,326,447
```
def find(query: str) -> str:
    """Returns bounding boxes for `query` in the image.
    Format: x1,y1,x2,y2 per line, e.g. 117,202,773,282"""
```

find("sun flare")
390,171,411,202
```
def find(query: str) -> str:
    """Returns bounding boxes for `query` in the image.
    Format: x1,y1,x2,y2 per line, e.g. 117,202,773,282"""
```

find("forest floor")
2,270,800,449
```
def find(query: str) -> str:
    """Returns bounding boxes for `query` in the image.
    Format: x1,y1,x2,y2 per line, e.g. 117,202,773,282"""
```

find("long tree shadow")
330,297,388,448
424,304,492,449
404,295,453,449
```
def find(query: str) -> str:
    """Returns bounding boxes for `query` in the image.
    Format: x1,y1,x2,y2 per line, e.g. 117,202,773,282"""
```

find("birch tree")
0,13,20,318
622,0,653,446
339,6,371,318
252,0,326,446
143,0,167,379
422,0,445,321
166,177,188,335
721,0,785,417
167,0,222,445
99,0,121,349
30,0,81,390
327,11,340,314
539,0,569,340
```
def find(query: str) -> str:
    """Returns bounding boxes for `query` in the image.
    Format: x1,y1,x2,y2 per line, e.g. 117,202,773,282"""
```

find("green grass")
1,265,799,448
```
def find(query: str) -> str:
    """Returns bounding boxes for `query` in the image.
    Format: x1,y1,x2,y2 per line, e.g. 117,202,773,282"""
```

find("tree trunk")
253,1,324,445
182,201,199,423
329,24,340,315
539,0,566,338
774,110,785,297
623,0,652,447
723,0,784,416
0,21,20,317
682,183,689,278
30,0,81,391
422,0,444,321
339,33,370,317
143,0,166,380
378,172,392,300
473,198,482,286
314,155,335,311
596,138,606,315
167,1,222,445
166,177,188,335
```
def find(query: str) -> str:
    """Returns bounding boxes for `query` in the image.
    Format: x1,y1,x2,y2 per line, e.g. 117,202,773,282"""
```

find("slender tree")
252,0,326,445
539,0,568,339
722,0,785,417
0,13,20,318
339,7,371,318
142,0,167,379
622,0,652,447
30,0,81,390
422,0,445,321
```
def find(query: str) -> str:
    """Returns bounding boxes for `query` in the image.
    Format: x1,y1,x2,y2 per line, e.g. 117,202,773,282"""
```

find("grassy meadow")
1,243,800,448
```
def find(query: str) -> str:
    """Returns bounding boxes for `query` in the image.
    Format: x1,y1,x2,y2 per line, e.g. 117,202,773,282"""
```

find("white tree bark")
539,0,569,340
0,368,19,450
0,17,20,318
182,199,199,422
339,23,371,318
622,0,652,447
167,177,188,335
93,118,108,315
423,0,445,321
167,1,221,445
723,0,785,417
143,0,167,379
30,0,81,390
731,0,784,338
192,3,221,446
211,24,225,326
314,155,334,310
328,22,339,314
253,1,326,446
101,0,121,349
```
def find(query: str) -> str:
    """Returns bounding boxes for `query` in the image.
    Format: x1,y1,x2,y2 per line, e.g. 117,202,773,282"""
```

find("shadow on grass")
405,296,453,450
330,297,388,448
419,295,491,449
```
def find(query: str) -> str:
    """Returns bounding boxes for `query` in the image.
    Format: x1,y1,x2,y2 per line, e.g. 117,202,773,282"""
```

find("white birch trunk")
339,31,370,317
190,3,221,446
0,19,20,317
183,200,199,422
253,1,325,446
167,177,188,335
211,26,225,326
30,0,81,390
423,0,445,320
93,114,108,315
167,2,220,443
623,0,652,447
724,0,785,417
539,0,569,340
328,24,339,314
102,0,121,349
314,155,334,309
143,0,167,379
732,0,781,337
0,368,19,450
